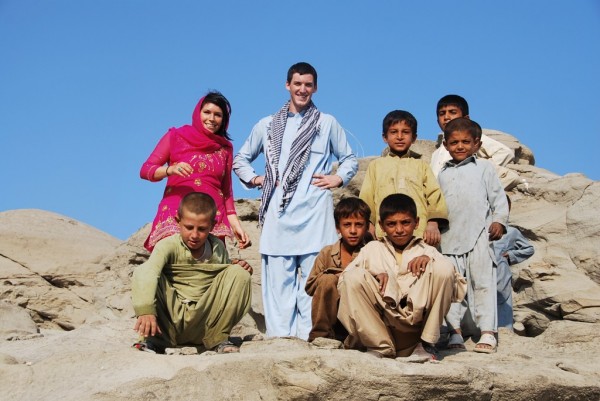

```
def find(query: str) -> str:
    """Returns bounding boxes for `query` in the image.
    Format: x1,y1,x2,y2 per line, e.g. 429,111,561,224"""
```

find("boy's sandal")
132,341,157,354
447,333,466,350
212,340,240,354
474,333,497,354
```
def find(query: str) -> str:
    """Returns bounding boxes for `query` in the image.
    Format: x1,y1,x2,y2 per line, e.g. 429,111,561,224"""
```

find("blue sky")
2,1,599,240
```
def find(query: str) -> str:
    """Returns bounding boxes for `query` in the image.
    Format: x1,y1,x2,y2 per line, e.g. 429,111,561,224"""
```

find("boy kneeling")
338,194,465,360
132,192,253,354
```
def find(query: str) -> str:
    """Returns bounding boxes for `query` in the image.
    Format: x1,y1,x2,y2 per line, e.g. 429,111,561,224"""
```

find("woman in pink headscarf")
140,91,250,252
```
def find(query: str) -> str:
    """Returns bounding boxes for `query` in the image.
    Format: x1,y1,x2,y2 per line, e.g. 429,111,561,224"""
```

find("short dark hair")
379,193,417,222
443,117,482,141
201,91,232,140
287,62,318,87
437,94,469,116
382,110,418,137
334,197,371,227
177,192,217,222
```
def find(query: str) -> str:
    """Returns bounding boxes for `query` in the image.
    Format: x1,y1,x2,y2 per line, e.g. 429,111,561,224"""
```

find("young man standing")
233,62,358,340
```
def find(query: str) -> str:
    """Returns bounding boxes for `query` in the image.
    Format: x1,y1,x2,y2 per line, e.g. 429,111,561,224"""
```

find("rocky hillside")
1,129,599,400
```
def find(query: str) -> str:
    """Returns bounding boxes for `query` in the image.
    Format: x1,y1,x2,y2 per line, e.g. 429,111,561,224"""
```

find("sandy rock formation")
0,133,599,400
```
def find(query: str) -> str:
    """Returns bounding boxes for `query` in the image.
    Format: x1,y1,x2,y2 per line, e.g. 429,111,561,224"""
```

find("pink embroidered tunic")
140,98,236,251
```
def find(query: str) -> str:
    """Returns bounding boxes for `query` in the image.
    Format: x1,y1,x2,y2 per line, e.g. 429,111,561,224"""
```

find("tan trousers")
152,264,252,351
308,273,348,342
338,262,455,357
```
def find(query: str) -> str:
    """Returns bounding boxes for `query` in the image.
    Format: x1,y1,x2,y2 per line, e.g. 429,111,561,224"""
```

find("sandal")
212,340,240,354
474,333,497,354
447,333,466,350
132,341,157,354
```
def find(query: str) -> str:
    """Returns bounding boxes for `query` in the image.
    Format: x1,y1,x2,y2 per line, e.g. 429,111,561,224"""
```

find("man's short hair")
177,192,217,222
379,193,418,222
443,117,482,141
437,94,469,116
287,62,318,86
334,197,371,227
382,110,418,136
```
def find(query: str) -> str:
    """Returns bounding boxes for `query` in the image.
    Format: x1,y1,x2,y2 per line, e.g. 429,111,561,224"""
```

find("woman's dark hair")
202,91,232,140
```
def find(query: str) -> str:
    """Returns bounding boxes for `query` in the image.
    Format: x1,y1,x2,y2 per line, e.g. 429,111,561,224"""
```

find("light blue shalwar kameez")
493,226,534,329
233,111,358,339
439,156,509,333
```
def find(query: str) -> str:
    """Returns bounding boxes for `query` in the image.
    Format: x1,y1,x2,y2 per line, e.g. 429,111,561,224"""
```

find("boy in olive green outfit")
132,192,252,354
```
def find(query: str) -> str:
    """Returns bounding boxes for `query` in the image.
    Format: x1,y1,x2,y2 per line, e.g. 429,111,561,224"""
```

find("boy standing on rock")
438,118,509,353
305,197,372,343
429,94,520,190
131,192,252,354
360,110,448,246
337,194,465,360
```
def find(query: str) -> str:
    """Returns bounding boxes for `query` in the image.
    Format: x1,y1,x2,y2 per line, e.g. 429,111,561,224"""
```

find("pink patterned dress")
140,98,236,252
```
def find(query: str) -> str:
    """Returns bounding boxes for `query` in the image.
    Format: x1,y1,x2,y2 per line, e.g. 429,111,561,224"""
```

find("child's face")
379,211,419,250
383,121,415,155
443,130,479,163
437,105,466,131
177,209,215,253
337,214,369,249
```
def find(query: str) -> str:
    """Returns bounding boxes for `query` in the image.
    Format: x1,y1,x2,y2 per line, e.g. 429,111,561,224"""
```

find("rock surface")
0,134,599,400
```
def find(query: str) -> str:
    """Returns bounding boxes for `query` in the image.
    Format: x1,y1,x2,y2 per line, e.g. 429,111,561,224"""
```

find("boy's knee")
432,259,455,281
315,273,339,292
340,268,369,291
225,264,252,286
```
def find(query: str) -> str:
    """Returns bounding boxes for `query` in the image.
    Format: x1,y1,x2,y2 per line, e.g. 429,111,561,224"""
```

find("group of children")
131,94,534,359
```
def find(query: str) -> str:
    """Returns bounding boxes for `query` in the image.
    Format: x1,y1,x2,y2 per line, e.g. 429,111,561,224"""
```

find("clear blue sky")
2,1,599,240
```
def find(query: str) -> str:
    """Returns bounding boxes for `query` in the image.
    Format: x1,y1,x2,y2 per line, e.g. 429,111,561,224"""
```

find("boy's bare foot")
211,340,240,354
406,342,437,363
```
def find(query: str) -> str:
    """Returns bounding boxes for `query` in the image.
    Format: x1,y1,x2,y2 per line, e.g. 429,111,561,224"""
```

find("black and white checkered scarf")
258,101,321,226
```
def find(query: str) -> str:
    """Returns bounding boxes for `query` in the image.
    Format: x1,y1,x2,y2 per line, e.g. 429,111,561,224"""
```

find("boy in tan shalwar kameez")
338,193,466,360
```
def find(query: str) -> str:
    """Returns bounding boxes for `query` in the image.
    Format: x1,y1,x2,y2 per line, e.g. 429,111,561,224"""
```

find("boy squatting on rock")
438,117,510,353
360,110,448,247
131,192,253,354
305,197,372,343
337,193,467,360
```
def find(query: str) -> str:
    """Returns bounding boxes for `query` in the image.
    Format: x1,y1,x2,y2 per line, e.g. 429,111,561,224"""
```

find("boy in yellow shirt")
360,110,448,246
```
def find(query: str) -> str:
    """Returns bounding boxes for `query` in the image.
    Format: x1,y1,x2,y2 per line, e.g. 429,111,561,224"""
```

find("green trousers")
150,263,251,351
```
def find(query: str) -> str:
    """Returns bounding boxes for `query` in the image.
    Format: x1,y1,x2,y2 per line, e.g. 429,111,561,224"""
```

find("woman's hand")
227,214,252,249
168,162,193,178
234,227,251,249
